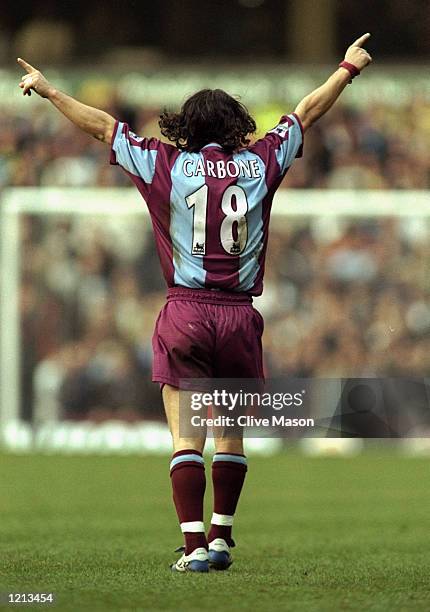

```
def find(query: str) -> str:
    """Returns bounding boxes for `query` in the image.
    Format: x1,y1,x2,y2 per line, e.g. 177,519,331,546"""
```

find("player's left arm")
294,33,372,132
17,58,115,144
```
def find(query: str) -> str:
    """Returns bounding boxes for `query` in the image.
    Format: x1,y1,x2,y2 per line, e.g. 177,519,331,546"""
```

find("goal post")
0,188,146,426
1,187,430,425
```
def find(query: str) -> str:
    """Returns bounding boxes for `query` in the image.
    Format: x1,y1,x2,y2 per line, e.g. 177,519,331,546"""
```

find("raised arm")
17,58,115,144
294,33,372,132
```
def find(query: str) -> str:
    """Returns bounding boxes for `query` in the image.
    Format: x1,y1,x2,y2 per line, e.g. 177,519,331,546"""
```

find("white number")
186,184,208,255
186,185,248,256
220,186,248,255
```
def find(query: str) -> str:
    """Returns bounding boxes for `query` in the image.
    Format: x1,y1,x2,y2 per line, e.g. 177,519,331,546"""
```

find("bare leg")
162,384,206,453
213,436,244,455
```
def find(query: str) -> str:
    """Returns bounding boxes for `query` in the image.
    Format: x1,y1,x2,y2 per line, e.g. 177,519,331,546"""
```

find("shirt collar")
201,142,223,150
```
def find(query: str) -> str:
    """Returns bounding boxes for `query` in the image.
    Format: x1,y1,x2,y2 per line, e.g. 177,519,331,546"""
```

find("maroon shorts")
152,287,264,388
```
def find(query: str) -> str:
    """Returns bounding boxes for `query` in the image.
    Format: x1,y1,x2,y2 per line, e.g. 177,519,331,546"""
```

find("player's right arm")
17,58,115,144
294,33,372,132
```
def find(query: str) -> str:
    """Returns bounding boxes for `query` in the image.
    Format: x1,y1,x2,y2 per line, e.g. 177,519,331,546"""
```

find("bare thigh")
163,384,244,455
162,384,206,453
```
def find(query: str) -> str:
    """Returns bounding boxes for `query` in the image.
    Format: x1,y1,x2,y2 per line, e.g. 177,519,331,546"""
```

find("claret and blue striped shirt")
110,113,303,296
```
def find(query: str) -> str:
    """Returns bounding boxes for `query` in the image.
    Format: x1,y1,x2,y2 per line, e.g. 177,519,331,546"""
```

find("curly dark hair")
159,89,256,153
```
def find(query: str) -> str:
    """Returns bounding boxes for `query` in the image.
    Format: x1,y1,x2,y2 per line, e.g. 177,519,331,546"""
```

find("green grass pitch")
1,450,429,611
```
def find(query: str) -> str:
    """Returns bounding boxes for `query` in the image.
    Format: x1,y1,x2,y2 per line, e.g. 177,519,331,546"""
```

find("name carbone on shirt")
183,155,262,179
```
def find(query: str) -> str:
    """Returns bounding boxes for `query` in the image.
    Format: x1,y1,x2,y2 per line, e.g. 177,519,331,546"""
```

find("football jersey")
110,113,303,296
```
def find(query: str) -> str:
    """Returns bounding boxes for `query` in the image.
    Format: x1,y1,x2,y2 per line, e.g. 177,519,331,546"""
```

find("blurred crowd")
2,96,430,190
1,96,429,422
21,214,430,424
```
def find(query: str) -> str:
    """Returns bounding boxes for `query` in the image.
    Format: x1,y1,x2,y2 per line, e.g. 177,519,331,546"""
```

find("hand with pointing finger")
344,33,373,71
17,58,54,98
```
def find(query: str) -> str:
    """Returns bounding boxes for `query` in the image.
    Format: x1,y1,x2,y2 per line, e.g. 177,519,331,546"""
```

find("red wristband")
338,60,360,83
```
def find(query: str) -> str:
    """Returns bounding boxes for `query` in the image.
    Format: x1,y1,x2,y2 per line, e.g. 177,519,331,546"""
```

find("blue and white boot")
170,546,209,573
208,538,234,570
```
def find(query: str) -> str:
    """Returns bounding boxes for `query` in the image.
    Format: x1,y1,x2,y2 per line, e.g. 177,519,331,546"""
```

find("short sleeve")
251,112,304,177
110,121,160,199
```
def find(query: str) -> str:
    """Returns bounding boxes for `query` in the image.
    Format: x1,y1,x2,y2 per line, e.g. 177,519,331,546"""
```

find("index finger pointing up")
17,58,35,73
352,33,371,48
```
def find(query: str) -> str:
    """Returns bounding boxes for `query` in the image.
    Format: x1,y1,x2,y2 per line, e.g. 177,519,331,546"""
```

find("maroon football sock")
207,453,248,546
170,449,207,555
